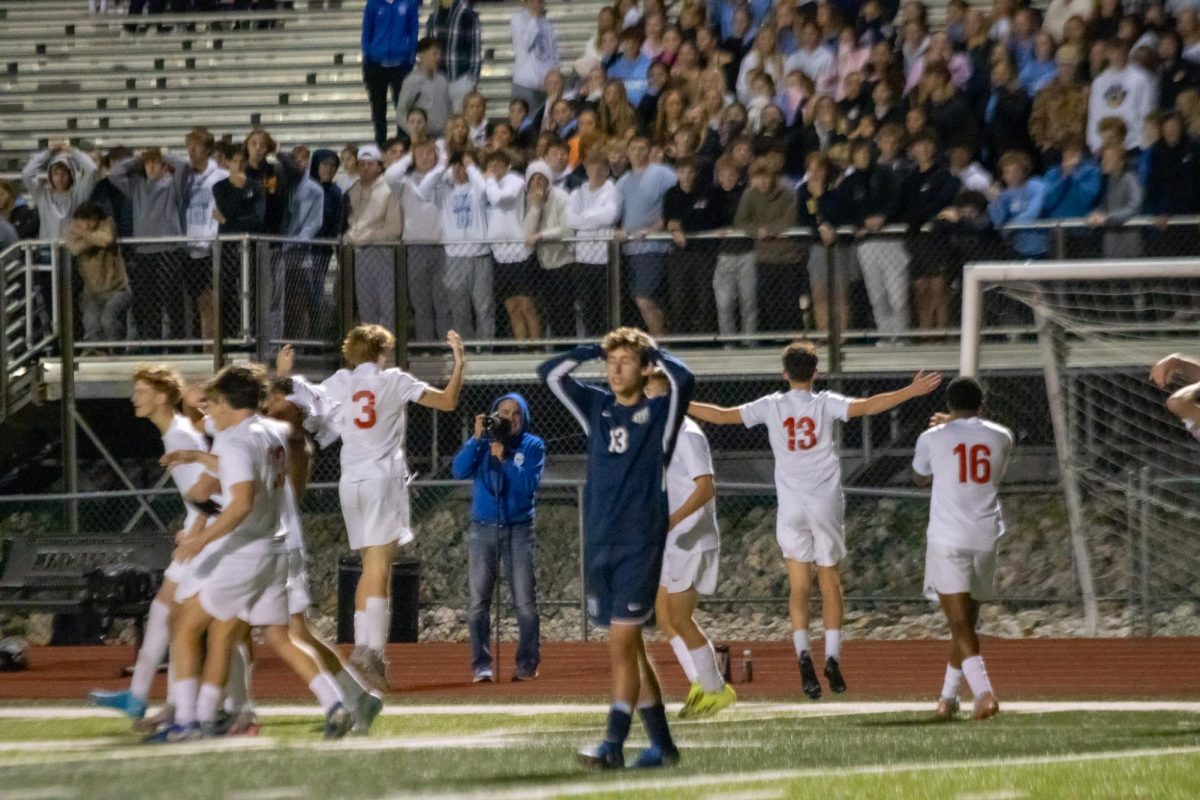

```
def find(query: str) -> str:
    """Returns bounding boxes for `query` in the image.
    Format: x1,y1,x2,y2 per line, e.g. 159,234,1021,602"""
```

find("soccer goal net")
961,258,1200,637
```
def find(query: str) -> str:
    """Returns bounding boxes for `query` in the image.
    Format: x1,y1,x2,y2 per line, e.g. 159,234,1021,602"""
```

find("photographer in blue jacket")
450,393,546,682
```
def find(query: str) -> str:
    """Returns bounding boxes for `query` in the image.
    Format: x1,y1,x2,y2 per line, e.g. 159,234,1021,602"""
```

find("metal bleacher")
0,0,605,171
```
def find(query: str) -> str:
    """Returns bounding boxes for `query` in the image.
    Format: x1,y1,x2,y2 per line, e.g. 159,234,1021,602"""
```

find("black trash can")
336,555,420,644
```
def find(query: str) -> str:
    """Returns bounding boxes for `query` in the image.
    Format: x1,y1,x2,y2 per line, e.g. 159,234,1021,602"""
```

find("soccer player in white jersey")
644,370,735,719
1151,352,1200,436
90,365,218,728
156,365,352,742
689,341,941,699
912,376,1013,721
321,325,465,690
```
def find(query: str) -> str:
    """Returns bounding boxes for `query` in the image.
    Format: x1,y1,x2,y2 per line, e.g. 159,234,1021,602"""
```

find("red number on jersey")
352,390,377,430
782,416,817,451
953,443,992,484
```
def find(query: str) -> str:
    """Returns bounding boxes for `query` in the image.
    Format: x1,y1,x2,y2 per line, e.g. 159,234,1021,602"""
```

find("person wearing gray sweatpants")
432,155,494,339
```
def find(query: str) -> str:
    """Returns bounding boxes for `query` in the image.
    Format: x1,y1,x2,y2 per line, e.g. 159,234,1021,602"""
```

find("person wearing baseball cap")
345,144,404,328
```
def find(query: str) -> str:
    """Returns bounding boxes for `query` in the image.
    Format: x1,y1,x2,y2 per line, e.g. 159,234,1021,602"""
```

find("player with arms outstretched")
539,327,694,769
321,325,465,690
688,341,940,699
643,370,735,718
913,377,1013,721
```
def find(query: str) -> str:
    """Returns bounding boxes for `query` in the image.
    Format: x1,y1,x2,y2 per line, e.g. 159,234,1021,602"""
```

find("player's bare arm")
912,469,933,488
668,474,715,531
285,424,314,499
1150,353,1200,388
275,343,296,378
161,449,219,471
172,480,254,562
418,330,467,412
1166,381,1200,427
687,401,743,425
847,371,943,418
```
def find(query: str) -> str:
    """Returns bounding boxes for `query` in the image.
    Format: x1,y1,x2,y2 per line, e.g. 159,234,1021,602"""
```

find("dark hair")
406,106,429,121
271,376,295,396
674,155,698,172
782,341,819,382
954,189,990,214
205,364,268,411
417,36,440,54
72,201,108,223
946,376,984,413
382,136,407,152
509,97,530,115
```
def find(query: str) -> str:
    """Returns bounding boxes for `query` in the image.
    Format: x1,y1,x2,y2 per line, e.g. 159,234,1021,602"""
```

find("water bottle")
742,649,753,683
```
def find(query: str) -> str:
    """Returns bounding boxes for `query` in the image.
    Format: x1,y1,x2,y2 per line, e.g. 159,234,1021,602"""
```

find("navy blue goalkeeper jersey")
538,345,695,548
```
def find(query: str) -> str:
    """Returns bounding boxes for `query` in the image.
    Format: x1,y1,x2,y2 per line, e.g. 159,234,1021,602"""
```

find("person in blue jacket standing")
363,0,421,148
450,392,546,683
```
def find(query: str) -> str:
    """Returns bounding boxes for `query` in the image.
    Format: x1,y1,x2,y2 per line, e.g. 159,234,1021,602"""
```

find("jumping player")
1151,352,1200,434
688,341,940,699
912,376,1012,721
643,370,735,719
539,327,694,769
321,326,465,690
90,365,218,729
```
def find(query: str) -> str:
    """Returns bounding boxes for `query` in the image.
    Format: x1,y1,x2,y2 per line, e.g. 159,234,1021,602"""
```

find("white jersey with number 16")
321,362,430,482
912,417,1014,550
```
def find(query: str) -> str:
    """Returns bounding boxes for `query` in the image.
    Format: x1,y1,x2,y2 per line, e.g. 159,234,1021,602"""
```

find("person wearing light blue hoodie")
362,0,422,147
450,392,546,683
988,150,1047,259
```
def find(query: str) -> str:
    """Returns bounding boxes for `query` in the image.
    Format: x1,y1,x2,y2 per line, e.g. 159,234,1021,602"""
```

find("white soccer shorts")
193,551,290,627
659,547,719,595
339,477,414,551
923,541,997,602
775,493,846,567
286,549,312,617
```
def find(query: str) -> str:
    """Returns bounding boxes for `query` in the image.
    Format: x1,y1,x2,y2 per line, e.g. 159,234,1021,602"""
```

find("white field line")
401,745,1200,800
4,700,1200,721
0,788,77,800
224,789,305,800
0,737,276,768
957,792,1028,800
0,738,125,752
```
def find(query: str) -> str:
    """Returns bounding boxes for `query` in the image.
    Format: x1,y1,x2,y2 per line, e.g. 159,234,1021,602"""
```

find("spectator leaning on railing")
65,202,131,348
344,145,404,330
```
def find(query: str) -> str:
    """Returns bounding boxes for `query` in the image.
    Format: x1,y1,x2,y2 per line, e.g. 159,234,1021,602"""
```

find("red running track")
3,638,1198,702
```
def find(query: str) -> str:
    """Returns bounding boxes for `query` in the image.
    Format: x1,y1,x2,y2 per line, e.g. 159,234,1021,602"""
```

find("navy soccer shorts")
584,542,664,627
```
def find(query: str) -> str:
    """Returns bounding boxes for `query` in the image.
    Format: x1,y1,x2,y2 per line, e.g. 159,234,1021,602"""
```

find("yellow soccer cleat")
694,683,737,718
678,682,706,719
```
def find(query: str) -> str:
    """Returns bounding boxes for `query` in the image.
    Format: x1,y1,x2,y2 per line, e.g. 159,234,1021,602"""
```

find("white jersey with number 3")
912,417,1014,550
739,389,852,500
321,362,430,482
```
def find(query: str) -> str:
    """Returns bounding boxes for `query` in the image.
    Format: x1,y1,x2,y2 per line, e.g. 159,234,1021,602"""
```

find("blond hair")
342,324,396,366
131,364,184,408
601,326,655,365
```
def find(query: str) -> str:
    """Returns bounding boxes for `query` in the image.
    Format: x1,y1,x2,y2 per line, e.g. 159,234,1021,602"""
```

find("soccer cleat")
576,740,625,769
351,692,384,736
934,697,960,721
632,743,681,769
323,702,353,740
511,669,539,682
89,688,148,721
350,647,390,693
824,657,847,694
473,670,494,683
678,682,705,719
798,652,822,700
693,683,737,718
142,722,203,744
133,704,175,734
973,692,1000,721
225,709,261,737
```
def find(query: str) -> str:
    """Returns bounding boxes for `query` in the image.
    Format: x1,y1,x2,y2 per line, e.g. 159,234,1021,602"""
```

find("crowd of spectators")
10,0,1200,347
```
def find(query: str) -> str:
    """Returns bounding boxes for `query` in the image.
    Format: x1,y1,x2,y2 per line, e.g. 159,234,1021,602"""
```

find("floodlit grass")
0,706,1197,799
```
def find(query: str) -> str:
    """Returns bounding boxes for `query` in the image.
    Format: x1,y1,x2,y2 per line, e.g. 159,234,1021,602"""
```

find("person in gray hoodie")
1087,143,1144,260
108,147,186,343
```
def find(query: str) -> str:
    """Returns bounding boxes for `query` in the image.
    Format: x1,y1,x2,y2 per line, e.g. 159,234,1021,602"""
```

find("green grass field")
1,703,1199,799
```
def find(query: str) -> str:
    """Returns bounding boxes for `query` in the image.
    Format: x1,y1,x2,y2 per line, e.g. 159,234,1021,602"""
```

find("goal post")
960,258,1200,637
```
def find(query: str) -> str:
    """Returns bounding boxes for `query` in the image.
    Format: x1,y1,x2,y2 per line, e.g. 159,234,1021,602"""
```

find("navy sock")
605,706,632,746
638,703,675,751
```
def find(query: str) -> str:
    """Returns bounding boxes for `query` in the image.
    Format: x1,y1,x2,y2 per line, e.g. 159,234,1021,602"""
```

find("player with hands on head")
688,342,941,700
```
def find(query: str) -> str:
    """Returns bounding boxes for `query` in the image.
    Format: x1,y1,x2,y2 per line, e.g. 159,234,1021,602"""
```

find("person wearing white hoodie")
168,127,228,342
523,160,572,337
425,152,494,339
1087,38,1157,152
563,148,622,336
384,139,452,342
483,150,537,340
345,145,405,329
510,0,560,111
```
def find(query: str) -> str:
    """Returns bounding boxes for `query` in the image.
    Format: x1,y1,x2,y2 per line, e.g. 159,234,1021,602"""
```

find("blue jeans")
467,521,540,675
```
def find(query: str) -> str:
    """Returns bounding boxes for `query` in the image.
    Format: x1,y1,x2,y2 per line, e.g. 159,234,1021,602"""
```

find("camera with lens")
481,412,512,439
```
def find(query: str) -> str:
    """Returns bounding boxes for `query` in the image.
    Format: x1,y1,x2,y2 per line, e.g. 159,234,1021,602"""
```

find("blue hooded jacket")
450,393,545,526
362,0,420,68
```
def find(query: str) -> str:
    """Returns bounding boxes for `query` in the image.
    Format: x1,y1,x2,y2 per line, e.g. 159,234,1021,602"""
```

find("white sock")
166,653,176,707
130,601,171,702
825,629,842,661
196,682,223,724
224,642,252,713
668,636,698,683
961,655,993,699
309,673,342,712
354,611,368,647
689,642,726,694
792,630,811,657
335,669,367,705
365,597,388,655
174,677,199,726
941,664,964,701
